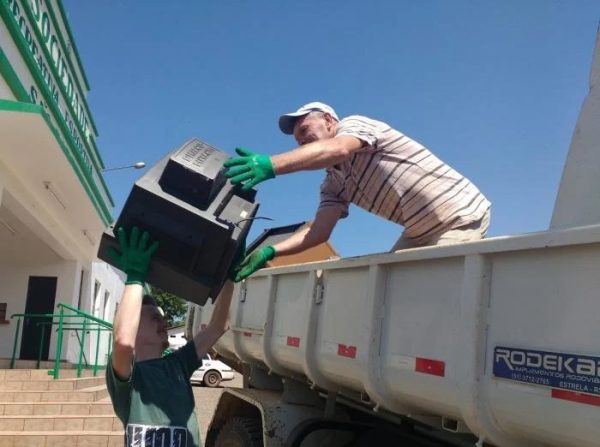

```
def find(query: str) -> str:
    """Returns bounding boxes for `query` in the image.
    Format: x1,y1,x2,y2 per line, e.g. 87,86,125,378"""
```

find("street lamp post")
102,162,146,172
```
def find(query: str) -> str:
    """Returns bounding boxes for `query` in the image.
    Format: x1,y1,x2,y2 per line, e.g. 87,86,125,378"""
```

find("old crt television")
98,139,258,306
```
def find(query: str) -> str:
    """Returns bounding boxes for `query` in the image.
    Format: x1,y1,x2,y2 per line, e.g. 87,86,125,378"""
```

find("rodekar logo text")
495,347,600,382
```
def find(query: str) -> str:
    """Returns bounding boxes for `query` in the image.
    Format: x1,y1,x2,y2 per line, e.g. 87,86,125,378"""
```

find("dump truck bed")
193,225,600,447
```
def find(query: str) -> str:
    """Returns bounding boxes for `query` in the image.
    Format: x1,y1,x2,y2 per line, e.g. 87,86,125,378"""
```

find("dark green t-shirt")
106,341,202,447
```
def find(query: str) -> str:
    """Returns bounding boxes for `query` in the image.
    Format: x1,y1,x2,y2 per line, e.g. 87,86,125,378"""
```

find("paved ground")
193,373,243,441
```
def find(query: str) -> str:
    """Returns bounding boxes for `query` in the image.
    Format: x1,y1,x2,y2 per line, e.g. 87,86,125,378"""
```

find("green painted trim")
19,0,103,172
59,302,113,328
44,0,98,136
0,0,102,174
0,98,113,225
23,1,103,171
0,2,114,207
0,47,29,100
0,96,37,112
0,49,114,222
55,0,90,91
88,138,114,201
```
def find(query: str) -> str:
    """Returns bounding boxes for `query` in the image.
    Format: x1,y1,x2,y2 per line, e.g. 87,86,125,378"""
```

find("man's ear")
324,113,336,131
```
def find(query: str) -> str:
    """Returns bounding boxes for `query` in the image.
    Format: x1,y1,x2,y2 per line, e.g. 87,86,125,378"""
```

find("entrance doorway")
20,276,57,361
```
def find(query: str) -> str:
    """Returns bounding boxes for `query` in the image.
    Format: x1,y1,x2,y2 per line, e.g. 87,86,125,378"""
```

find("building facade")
0,0,121,366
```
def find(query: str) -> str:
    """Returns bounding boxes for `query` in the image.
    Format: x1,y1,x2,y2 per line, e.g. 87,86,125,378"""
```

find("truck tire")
203,370,222,388
214,417,263,447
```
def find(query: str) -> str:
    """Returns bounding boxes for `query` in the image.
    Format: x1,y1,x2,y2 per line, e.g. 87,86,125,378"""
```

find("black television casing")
97,139,258,306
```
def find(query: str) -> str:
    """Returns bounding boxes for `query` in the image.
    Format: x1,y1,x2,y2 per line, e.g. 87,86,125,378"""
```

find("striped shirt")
319,115,490,243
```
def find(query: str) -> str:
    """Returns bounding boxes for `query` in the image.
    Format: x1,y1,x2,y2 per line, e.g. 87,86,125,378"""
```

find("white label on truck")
390,355,446,376
321,341,358,359
391,355,415,370
323,341,338,354
275,334,300,348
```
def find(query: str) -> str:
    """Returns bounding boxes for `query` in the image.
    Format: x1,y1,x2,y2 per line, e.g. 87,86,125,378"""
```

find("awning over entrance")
0,101,113,262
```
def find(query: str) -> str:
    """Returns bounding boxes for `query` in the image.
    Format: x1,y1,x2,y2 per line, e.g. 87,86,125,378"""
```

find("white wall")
90,262,125,322
0,259,80,360
0,264,29,358
0,75,15,100
0,256,125,368
73,262,124,367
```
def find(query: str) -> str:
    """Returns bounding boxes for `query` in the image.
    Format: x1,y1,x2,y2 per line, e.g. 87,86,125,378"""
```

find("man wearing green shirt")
105,227,235,447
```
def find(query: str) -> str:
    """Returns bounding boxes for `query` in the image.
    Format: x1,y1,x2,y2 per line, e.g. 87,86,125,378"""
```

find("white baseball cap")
278,102,339,135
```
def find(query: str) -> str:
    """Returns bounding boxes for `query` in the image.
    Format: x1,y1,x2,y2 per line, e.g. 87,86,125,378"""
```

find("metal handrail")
9,303,113,379
34,321,112,370
57,303,113,328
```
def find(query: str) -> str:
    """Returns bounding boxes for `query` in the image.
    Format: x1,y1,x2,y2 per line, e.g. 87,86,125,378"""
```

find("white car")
168,333,187,350
190,353,235,388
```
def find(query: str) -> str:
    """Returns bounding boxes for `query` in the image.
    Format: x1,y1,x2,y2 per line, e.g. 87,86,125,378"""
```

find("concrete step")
0,414,121,432
0,376,105,391
0,402,114,416
0,431,123,446
0,385,108,403
0,359,75,370
0,368,99,381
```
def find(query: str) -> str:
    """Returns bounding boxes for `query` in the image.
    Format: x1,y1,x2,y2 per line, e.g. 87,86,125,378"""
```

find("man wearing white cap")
224,102,490,282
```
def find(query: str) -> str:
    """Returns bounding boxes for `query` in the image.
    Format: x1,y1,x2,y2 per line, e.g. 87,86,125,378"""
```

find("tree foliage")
149,285,188,327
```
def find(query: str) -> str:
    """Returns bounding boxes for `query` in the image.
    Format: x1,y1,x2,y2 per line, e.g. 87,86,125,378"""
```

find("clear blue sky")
63,1,600,257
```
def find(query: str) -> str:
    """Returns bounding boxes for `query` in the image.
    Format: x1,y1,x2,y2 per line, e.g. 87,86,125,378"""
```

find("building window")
103,290,110,321
0,302,7,323
92,280,101,316
77,269,85,310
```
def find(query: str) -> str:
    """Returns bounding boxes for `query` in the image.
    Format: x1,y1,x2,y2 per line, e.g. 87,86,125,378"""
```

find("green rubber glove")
227,239,247,281
108,226,159,285
223,147,275,191
233,246,276,282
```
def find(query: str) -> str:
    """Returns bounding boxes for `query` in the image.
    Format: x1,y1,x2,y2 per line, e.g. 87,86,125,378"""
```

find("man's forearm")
113,284,144,347
273,224,324,257
194,281,234,358
111,284,143,379
208,281,234,333
272,136,362,175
